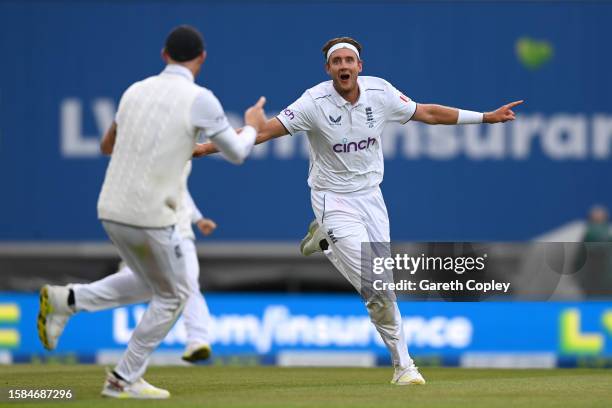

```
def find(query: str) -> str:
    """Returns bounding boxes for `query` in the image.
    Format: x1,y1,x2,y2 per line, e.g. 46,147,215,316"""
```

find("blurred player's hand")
484,100,524,123
245,96,267,131
196,218,217,236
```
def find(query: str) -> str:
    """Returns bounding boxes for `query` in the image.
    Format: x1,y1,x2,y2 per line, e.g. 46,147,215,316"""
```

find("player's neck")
333,83,360,105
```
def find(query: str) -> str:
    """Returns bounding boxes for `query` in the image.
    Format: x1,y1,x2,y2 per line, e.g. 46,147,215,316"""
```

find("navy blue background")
0,1,610,241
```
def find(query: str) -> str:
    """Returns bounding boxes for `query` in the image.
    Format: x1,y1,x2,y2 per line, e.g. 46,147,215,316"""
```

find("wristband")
457,109,484,124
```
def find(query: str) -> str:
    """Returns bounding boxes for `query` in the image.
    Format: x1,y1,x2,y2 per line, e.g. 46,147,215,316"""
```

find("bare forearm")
414,104,460,125
255,130,278,145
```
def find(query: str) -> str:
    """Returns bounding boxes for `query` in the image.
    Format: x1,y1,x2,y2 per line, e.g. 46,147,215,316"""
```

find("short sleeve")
191,90,231,137
276,92,316,135
385,82,418,124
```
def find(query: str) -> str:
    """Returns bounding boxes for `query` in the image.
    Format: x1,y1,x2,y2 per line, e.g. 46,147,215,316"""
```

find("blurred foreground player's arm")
193,94,267,163
193,116,288,158
101,94,267,162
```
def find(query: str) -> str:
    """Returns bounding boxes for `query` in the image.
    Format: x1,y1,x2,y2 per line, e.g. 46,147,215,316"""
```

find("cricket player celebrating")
195,37,522,385
40,160,217,364
37,25,266,398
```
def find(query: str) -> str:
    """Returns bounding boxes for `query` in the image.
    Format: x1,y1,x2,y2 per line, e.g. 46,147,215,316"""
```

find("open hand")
244,96,267,131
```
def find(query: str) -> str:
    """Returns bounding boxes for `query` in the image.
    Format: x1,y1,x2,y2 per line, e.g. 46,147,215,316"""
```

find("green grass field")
1,365,611,407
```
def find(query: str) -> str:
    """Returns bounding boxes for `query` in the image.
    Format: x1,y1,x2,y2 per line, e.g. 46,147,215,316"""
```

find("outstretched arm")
194,117,289,158
412,100,524,125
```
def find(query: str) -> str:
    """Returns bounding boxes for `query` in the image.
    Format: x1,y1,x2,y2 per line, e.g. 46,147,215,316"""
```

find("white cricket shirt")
276,76,417,194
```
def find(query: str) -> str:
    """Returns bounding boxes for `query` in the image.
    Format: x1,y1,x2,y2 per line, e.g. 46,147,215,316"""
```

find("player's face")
325,48,362,95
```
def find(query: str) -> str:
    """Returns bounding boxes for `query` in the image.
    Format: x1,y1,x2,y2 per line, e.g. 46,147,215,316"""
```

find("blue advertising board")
1,293,611,367
1,1,612,241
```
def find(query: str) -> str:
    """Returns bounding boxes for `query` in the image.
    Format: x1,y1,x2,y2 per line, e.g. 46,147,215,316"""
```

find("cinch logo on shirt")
333,137,377,153
283,109,295,120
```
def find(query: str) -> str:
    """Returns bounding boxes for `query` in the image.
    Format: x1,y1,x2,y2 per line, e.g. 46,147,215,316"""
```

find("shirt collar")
329,77,368,108
161,64,194,82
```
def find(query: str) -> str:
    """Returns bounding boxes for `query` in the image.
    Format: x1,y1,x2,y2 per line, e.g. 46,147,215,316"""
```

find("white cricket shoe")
101,371,170,399
37,285,74,350
182,343,212,363
299,219,327,256
391,365,426,385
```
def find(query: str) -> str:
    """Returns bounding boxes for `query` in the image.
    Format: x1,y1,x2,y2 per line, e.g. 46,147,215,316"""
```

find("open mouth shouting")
339,72,351,83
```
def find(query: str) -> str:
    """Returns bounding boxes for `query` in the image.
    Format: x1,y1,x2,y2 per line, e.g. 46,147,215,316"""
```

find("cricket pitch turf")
1,365,611,407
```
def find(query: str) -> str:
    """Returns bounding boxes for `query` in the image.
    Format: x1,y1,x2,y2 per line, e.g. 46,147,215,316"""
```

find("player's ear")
324,62,331,76
200,51,207,64
161,48,169,63
357,59,363,73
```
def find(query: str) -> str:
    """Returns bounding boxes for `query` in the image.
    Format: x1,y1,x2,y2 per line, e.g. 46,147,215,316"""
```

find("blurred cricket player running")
37,25,266,399
40,161,217,363
194,37,522,385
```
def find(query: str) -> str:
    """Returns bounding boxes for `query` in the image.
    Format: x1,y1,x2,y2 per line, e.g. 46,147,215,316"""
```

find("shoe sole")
101,389,131,399
299,220,319,255
101,389,170,399
182,345,211,363
37,285,52,350
392,379,426,385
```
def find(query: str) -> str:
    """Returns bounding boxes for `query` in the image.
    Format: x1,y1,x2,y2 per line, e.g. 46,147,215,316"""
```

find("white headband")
326,42,360,62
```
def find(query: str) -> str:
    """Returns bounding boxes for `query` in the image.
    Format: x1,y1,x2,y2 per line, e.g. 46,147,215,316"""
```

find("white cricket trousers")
311,187,413,369
92,220,190,382
72,238,210,347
